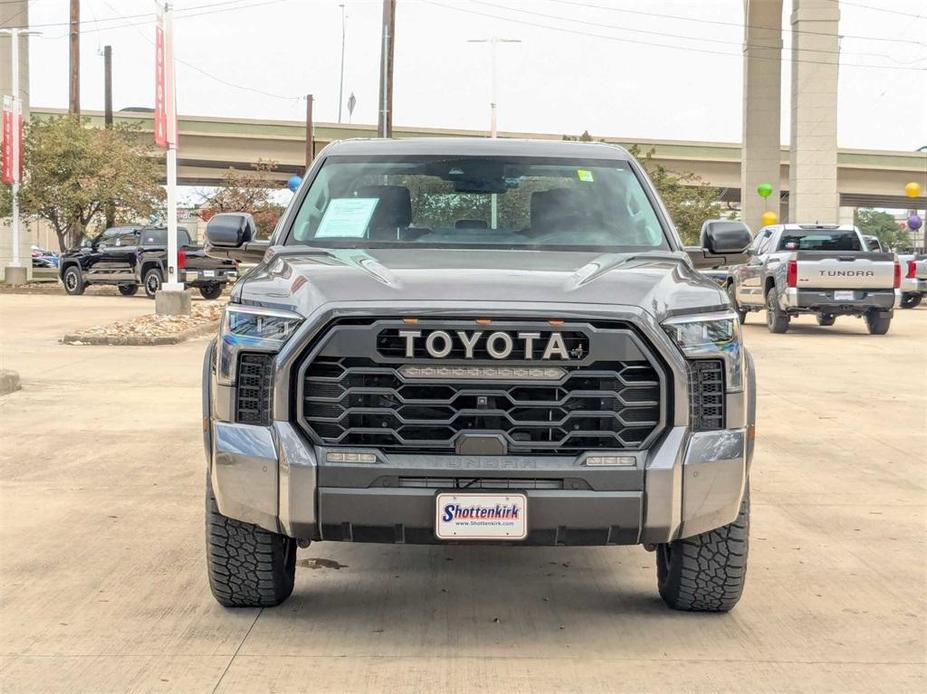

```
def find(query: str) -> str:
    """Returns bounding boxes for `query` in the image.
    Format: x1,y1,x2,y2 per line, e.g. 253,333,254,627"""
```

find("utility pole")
103,45,115,229
466,36,522,138
337,3,346,123
377,0,395,138
69,0,80,117
305,94,314,167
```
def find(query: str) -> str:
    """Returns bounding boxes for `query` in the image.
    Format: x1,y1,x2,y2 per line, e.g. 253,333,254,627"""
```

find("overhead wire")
421,0,927,72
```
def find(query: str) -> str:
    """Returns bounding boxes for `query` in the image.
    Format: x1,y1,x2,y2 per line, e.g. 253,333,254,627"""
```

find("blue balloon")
287,175,302,192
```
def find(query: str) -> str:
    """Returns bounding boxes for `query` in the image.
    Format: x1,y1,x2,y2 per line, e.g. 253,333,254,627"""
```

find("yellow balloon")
905,181,922,198
761,211,779,226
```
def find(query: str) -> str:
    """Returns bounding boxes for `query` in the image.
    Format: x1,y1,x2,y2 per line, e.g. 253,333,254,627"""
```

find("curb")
62,320,219,346
0,369,22,396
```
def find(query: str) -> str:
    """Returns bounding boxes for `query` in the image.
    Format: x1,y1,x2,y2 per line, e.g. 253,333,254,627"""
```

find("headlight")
217,304,303,384
662,311,744,391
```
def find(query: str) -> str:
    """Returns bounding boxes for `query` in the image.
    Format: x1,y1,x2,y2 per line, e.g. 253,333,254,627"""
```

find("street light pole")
466,36,521,138
337,3,346,123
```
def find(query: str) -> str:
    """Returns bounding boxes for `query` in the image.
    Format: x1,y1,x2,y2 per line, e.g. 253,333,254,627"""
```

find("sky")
15,0,927,151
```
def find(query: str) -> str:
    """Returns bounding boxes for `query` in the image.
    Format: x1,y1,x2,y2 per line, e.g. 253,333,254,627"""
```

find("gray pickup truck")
201,138,756,612
730,224,900,333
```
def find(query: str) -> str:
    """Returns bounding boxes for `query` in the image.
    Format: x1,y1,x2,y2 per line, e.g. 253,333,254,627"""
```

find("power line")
422,0,927,72
546,0,925,47
467,0,924,63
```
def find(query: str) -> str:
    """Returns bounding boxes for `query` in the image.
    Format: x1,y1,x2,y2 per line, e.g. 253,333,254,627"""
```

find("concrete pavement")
1,294,925,693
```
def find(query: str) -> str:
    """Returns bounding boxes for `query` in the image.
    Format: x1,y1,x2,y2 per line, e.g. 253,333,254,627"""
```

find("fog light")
326,451,377,463
584,455,636,466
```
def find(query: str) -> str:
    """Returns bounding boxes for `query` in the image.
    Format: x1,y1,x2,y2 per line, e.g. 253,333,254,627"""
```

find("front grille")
689,359,725,431
236,352,274,425
397,478,565,490
300,346,663,454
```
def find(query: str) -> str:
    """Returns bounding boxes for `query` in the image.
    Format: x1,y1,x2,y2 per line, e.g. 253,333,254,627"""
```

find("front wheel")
900,293,922,309
118,284,139,297
727,283,747,324
199,283,223,300
143,268,163,299
765,288,789,334
206,477,296,607
865,309,892,335
656,484,749,612
62,266,86,295
816,313,836,326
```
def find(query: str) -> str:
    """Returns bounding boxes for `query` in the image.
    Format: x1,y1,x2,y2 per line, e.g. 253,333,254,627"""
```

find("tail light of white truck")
894,261,902,288
906,260,917,279
786,260,797,288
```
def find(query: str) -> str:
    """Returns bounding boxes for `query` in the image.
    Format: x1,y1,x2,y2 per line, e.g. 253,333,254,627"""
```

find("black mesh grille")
301,355,661,454
689,359,725,432
236,353,274,425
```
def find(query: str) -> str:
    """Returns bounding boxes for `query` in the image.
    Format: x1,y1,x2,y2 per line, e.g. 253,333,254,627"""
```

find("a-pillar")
741,0,783,233
789,0,840,223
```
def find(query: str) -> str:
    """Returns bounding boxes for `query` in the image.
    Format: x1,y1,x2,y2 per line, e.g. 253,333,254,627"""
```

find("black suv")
59,226,238,299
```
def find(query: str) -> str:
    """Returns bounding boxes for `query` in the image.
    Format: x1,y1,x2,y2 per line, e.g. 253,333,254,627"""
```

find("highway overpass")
33,108,927,213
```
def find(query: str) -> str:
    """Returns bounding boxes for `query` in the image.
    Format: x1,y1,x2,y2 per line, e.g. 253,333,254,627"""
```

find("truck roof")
320,137,633,160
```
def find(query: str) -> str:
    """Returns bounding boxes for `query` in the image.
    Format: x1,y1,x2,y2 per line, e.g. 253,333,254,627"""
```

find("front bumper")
781,287,899,312
202,301,757,546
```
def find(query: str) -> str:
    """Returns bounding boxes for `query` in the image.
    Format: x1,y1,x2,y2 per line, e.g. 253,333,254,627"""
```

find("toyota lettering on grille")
397,329,576,360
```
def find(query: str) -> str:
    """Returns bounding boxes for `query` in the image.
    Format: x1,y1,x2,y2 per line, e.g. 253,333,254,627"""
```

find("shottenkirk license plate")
834,290,854,301
435,493,528,541
202,270,216,278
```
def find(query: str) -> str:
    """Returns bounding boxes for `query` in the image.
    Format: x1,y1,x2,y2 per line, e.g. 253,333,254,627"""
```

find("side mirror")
701,222,752,254
206,213,256,248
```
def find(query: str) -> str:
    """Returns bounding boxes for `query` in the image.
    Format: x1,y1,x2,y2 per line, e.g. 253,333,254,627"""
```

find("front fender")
202,338,217,467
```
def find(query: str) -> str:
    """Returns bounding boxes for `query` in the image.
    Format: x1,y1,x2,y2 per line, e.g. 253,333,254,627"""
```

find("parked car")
200,138,757,612
730,223,899,334
58,226,238,299
897,253,927,308
31,246,59,268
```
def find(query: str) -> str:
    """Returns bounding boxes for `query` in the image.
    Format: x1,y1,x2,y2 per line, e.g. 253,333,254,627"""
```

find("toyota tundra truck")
201,139,756,612
729,224,900,333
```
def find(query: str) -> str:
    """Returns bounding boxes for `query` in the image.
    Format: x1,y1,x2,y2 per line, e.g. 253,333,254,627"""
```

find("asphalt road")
1,293,925,693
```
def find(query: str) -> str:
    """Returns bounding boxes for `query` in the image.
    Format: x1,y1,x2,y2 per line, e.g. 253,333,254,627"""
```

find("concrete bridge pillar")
789,0,840,223
741,0,783,233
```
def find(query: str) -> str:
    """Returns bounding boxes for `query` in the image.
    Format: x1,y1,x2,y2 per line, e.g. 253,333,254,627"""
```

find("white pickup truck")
898,254,927,309
730,224,900,334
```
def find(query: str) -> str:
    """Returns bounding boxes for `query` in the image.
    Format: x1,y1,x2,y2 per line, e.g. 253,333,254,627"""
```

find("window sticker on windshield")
577,169,594,183
315,198,379,238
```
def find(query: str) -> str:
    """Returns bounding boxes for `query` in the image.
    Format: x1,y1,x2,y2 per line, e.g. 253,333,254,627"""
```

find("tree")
199,160,285,239
854,208,911,251
4,116,164,251
563,132,724,245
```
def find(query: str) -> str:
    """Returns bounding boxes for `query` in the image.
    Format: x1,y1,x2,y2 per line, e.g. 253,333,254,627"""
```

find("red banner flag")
2,99,14,185
154,20,167,148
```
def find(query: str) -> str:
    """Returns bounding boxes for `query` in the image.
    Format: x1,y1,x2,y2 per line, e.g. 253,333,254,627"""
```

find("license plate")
834,290,854,301
435,493,528,541
202,270,215,278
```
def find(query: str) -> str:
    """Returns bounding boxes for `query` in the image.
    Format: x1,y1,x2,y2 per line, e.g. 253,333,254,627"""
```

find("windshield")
778,229,862,251
285,155,669,251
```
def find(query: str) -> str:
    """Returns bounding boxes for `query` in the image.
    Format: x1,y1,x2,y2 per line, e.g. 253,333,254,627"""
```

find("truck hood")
236,247,728,321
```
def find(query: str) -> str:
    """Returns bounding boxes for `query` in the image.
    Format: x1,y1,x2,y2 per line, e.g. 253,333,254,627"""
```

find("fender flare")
202,338,217,469
745,348,757,469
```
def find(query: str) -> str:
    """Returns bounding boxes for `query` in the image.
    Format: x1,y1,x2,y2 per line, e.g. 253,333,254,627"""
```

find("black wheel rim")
65,271,78,291
146,275,160,294
766,293,774,328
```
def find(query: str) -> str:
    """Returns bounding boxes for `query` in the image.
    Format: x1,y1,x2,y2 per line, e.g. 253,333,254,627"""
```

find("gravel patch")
62,301,226,345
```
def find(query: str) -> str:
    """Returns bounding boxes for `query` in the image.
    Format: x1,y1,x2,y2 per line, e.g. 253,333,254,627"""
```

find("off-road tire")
656,485,749,612
816,313,836,326
143,268,163,299
727,283,747,324
118,284,139,297
865,309,892,335
765,288,789,334
62,266,86,295
205,477,296,607
199,283,223,300
900,293,922,309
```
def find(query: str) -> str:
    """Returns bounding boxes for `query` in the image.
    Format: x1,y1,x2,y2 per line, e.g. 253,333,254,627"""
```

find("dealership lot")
0,294,925,693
